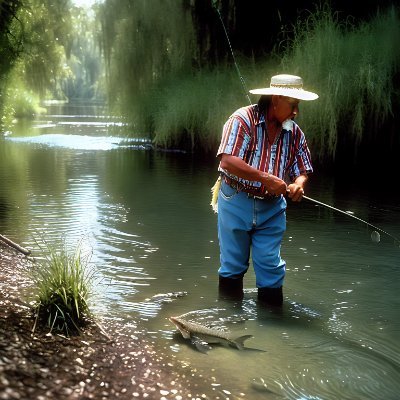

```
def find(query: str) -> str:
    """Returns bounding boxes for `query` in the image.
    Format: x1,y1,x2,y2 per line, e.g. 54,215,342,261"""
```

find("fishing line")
212,0,252,105
303,195,400,245
211,1,399,245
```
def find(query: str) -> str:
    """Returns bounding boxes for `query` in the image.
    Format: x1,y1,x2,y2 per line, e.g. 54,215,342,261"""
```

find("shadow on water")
1,102,400,399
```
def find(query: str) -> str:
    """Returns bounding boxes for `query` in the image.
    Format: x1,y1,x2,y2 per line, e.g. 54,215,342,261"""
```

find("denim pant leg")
217,179,287,287
217,181,252,278
251,197,287,288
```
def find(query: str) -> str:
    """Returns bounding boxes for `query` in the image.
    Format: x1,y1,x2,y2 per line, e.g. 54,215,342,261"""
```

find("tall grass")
143,60,279,152
280,4,400,160
103,2,399,162
133,4,400,161
30,238,96,336
151,68,246,151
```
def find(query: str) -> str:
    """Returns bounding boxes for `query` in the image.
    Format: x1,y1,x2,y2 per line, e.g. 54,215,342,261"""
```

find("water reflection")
1,103,400,399
7,134,152,150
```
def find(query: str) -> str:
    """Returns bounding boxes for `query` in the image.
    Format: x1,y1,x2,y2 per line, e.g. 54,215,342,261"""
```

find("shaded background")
1,0,399,172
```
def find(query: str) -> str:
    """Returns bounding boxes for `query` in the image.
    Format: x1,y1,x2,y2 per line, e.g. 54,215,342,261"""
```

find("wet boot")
257,286,283,307
218,275,244,301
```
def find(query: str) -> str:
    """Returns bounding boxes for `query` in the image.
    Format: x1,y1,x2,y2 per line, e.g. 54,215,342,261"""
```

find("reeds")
137,61,278,152
280,4,400,160
100,1,399,161
151,68,247,151
30,238,96,336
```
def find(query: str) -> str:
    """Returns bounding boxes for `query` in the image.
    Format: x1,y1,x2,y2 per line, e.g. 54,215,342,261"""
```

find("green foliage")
99,0,196,127
1,0,104,127
0,0,22,118
99,1,399,161
61,5,105,100
0,0,22,71
30,238,96,336
152,71,232,151
280,4,400,160
9,0,73,98
150,62,278,151
2,61,46,126
0,0,73,127
98,0,278,149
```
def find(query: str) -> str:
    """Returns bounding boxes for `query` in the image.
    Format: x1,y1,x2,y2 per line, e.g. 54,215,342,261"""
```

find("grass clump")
30,239,96,336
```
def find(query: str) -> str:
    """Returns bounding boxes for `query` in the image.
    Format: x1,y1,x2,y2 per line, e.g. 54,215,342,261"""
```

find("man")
214,74,318,306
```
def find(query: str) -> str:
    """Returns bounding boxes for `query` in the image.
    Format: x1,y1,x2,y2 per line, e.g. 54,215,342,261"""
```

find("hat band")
270,83,303,89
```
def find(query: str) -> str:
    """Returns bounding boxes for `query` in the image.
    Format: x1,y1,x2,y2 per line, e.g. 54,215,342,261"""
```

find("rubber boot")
257,286,283,307
218,275,244,301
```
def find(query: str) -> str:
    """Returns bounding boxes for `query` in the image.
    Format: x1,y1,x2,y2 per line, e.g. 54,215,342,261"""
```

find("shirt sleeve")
288,128,313,181
217,115,251,159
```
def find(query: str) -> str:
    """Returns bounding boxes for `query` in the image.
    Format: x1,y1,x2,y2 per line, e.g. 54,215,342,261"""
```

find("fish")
169,315,254,353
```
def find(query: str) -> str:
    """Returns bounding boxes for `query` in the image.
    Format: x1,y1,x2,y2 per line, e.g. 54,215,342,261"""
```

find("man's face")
275,96,300,122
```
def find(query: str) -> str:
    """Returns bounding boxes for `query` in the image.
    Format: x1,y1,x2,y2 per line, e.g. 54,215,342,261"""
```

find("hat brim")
249,87,318,101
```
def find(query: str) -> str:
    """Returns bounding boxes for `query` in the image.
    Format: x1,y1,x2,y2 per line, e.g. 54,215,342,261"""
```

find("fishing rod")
302,195,400,245
211,1,400,245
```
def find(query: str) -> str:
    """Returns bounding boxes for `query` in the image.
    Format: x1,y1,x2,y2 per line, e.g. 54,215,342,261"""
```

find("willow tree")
0,0,23,118
1,0,105,126
9,0,73,98
99,0,259,150
99,0,399,163
0,0,75,125
61,5,105,100
99,0,196,129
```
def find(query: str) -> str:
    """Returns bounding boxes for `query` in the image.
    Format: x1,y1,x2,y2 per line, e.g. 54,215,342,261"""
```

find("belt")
222,175,278,200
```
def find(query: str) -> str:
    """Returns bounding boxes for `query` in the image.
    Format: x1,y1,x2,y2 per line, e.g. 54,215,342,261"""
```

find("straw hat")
249,74,318,101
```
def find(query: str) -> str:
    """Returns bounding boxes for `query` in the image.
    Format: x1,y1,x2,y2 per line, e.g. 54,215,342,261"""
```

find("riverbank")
0,243,222,400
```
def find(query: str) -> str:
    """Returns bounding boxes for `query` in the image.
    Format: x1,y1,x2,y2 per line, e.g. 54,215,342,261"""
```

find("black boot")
258,286,283,307
218,275,244,301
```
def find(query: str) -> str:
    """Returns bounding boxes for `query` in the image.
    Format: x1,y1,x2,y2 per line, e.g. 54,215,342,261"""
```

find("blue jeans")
217,180,287,288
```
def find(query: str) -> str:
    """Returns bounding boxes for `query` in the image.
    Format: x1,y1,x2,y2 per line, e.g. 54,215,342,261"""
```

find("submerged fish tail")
230,334,253,350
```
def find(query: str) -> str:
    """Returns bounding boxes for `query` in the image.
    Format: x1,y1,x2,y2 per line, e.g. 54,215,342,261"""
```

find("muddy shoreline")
0,243,230,400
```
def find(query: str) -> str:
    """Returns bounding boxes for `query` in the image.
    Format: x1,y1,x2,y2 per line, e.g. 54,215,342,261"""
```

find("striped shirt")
217,104,313,196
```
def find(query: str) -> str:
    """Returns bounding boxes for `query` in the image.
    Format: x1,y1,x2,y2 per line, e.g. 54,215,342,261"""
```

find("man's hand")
287,183,304,202
219,154,288,196
261,172,287,196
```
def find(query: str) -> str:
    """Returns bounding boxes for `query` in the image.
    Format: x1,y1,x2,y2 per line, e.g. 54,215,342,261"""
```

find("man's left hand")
287,183,304,202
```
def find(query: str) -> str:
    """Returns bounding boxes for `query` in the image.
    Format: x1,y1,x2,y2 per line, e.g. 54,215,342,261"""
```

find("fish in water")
169,315,254,353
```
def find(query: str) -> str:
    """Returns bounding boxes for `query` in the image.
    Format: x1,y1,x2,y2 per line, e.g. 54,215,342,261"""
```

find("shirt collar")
255,105,294,133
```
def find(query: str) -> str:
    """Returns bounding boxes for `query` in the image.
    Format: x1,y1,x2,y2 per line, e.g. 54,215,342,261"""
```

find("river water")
1,103,399,399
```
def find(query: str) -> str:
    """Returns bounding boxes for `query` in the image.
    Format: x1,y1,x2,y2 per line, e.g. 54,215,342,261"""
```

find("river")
1,102,399,399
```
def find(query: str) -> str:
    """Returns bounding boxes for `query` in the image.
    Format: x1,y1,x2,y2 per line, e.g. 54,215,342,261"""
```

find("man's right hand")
261,172,287,196
220,155,287,195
